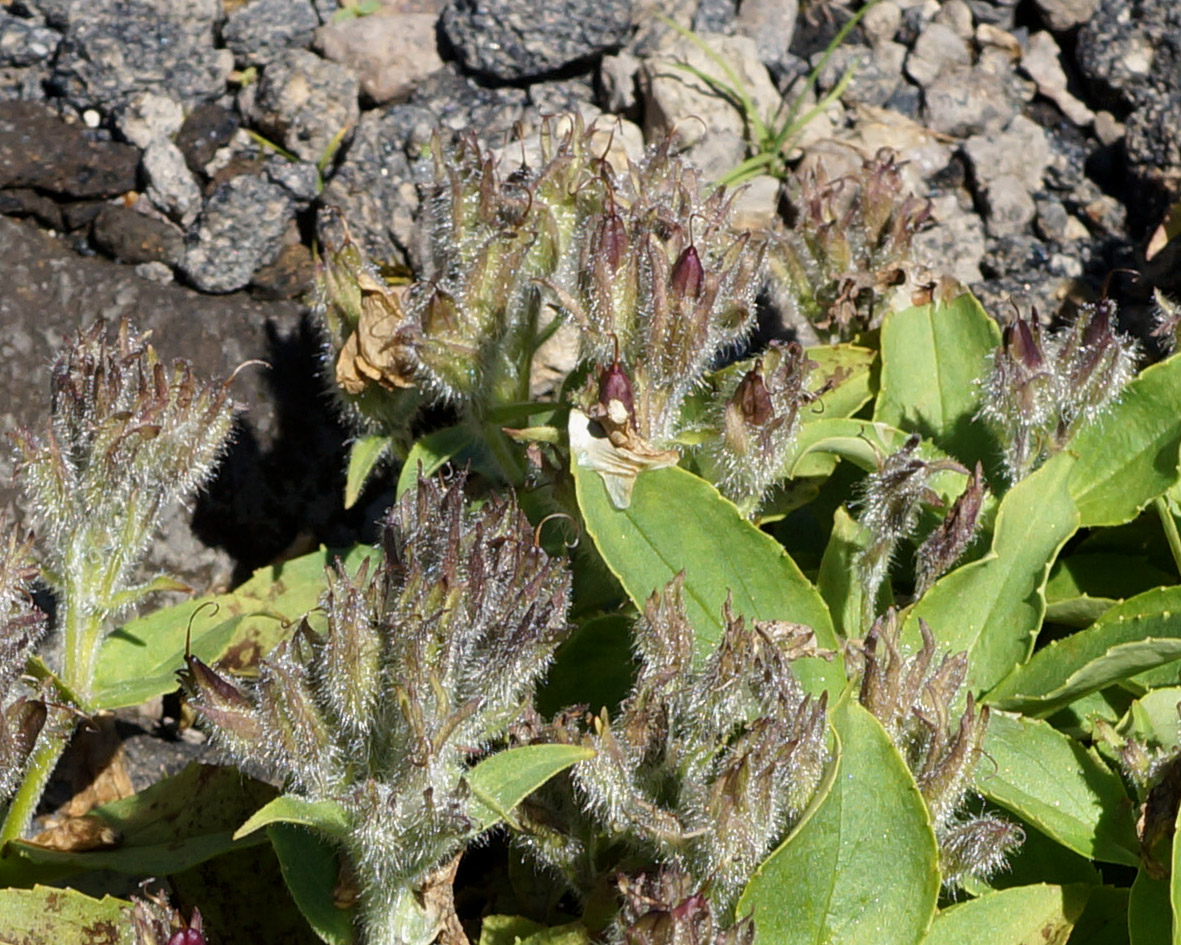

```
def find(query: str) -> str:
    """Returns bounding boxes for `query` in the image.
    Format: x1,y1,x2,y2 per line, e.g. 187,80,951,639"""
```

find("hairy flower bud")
914,462,986,598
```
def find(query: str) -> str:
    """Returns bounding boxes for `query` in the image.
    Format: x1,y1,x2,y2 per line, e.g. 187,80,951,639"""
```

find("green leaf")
537,614,635,717
804,344,877,422
987,587,1181,716
816,505,872,639
904,452,1078,696
396,425,483,498
344,434,390,509
91,544,376,710
9,763,276,878
1124,687,1181,753
960,816,1100,896
1066,885,1129,945
1129,868,1172,945
0,886,132,945
235,795,351,843
465,744,595,832
269,823,355,945
979,712,1139,866
921,884,1089,945
738,697,940,945
1069,353,1181,528
873,292,1000,470
574,461,841,694
479,916,590,945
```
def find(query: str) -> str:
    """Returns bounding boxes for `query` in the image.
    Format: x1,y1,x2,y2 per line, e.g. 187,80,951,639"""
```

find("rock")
640,32,782,182
528,77,597,116
729,173,780,232
735,0,797,76
1020,31,1094,128
932,0,973,38
407,64,528,141
832,105,954,194
861,1,902,45
52,0,232,113
245,49,360,164
981,174,1037,236
0,101,139,197
91,203,185,265
175,104,239,177
1033,0,1098,32
315,11,442,104
0,11,59,67
922,63,1020,137
134,260,174,283
600,50,640,113
142,138,203,225
224,0,320,66
114,92,185,149
692,0,734,32
1093,110,1123,147
265,158,320,204
963,115,1050,192
905,22,970,87
317,104,429,267
440,0,631,81
181,172,294,293
1034,196,1070,242
0,67,46,103
980,233,1049,277
0,187,63,229
249,224,314,299
818,41,906,108
914,192,987,284
962,0,1019,29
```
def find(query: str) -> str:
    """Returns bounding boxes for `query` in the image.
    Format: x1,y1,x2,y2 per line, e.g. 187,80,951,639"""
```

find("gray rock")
114,92,185,149
52,0,232,113
981,173,1036,236
692,0,734,32
223,0,320,67
905,22,970,87
315,11,442,104
914,192,986,285
735,0,797,76
932,0,973,38
0,100,139,197
265,157,320,204
181,173,295,293
861,1,902,45
407,64,528,141
1033,0,1098,32
528,77,597,115
819,41,905,108
0,67,46,103
142,138,203,225
979,233,1048,277
247,49,360,164
963,115,1050,192
175,104,239,176
441,0,631,81
91,203,184,265
922,63,1019,137
1034,196,1070,242
600,50,640,113
134,260,174,284
0,11,59,67
963,0,1019,29
317,104,430,268
1020,30,1094,128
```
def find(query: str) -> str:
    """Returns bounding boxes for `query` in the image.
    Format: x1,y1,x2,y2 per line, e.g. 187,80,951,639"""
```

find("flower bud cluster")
0,523,47,800
856,612,1023,887
978,300,1138,482
767,149,931,341
574,576,829,917
615,869,755,945
12,319,235,703
183,473,571,944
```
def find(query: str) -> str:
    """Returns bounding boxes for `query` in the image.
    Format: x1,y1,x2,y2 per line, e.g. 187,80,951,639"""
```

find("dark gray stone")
819,41,905,108
0,67,45,102
265,157,320,204
407,64,528,140
51,0,232,113
692,0,734,33
181,172,295,293
175,104,239,177
223,0,320,67
441,0,632,81
0,11,59,67
963,0,1020,29
0,101,139,197
91,204,184,265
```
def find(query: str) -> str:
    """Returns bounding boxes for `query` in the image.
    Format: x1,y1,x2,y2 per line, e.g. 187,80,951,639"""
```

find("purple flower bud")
1003,317,1045,372
670,244,704,300
733,362,774,428
598,356,636,420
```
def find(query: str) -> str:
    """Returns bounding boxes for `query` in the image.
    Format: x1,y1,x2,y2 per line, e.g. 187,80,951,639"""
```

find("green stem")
0,707,73,846
1155,496,1181,579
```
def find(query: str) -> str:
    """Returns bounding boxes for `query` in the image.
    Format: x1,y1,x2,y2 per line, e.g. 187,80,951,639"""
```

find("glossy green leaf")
979,712,1139,866
738,698,939,945
344,434,390,508
804,343,878,422
1125,687,1181,753
1069,353,1181,528
574,460,841,694
905,452,1077,695
465,744,596,832
1044,554,1175,628
235,795,351,843
816,505,871,639
395,424,491,498
269,822,355,945
1129,868,1172,945
921,884,1089,945
479,916,590,945
0,886,132,945
10,763,276,877
91,544,376,710
873,292,1000,470
987,586,1181,716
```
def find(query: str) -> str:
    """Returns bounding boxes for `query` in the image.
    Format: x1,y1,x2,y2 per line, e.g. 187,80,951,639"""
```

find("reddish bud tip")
671,244,704,299
598,358,635,418
734,362,774,427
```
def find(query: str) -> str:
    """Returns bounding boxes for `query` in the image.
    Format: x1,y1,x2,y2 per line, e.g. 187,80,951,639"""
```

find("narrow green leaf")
10,763,276,877
0,886,132,945
904,452,1077,695
979,712,1139,866
91,544,376,710
987,586,1181,716
816,505,871,639
574,460,841,694
395,425,482,498
873,292,1000,470
269,823,355,945
344,434,390,509
1173,802,1181,945
1069,353,1181,528
921,884,1089,945
466,744,595,832
1129,868,1172,945
738,698,940,945
235,795,351,843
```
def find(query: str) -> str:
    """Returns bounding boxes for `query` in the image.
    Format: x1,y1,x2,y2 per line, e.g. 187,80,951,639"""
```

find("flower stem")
0,707,73,845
